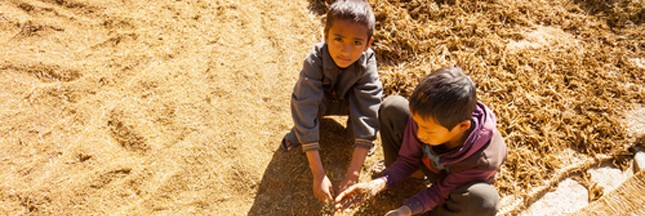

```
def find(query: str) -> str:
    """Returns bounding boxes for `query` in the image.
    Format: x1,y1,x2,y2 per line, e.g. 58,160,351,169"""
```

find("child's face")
411,112,470,148
324,19,373,69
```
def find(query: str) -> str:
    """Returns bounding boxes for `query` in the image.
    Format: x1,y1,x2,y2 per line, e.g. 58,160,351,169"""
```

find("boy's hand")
338,174,359,192
384,205,412,216
340,145,369,192
313,175,335,204
334,178,386,212
334,182,370,212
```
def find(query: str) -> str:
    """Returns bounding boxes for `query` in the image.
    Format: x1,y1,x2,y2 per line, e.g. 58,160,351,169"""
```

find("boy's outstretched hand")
313,174,335,203
384,205,412,216
334,178,386,212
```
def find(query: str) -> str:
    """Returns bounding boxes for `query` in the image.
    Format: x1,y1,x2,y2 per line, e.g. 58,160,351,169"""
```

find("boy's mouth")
337,56,351,63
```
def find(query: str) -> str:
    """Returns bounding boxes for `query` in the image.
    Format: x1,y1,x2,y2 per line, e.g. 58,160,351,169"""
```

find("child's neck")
435,140,462,153
440,125,473,151
337,65,350,71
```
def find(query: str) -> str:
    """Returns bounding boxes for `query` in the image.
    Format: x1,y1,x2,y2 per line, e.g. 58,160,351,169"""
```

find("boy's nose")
341,43,350,53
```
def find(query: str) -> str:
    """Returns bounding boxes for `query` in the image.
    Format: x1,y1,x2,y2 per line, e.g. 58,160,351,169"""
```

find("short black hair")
409,66,478,130
324,0,375,40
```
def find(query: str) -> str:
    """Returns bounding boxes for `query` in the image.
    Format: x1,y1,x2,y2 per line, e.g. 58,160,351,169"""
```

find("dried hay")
315,0,644,214
575,170,645,215
1,0,320,214
0,0,641,214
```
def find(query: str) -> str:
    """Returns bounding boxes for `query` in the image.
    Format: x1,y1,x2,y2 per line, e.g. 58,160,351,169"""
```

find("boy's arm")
306,150,326,179
343,55,382,185
347,54,382,150
401,169,497,215
381,121,424,188
292,45,335,202
339,146,370,190
306,150,335,203
292,46,325,149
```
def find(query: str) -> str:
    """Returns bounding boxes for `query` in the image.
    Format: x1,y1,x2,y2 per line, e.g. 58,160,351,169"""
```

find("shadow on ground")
249,117,354,215
249,117,429,215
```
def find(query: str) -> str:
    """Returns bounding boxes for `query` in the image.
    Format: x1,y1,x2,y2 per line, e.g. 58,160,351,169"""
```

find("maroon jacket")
381,102,507,214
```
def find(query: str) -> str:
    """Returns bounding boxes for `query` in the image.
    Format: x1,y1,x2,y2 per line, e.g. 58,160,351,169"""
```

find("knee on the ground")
460,182,499,214
379,95,408,119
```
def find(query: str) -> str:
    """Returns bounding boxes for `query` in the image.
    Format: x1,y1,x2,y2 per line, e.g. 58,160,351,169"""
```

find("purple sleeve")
381,120,423,188
402,169,497,214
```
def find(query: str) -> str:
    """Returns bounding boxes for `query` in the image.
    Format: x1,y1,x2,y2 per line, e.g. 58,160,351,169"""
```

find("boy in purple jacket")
335,66,507,216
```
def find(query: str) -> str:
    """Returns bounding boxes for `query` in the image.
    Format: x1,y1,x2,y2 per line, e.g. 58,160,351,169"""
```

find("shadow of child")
248,117,354,215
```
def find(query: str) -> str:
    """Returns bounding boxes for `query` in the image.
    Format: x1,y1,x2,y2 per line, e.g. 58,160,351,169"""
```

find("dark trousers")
379,96,499,216
285,96,350,145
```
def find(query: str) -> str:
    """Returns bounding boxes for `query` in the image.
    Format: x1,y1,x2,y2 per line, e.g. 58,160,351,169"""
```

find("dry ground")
1,0,322,214
0,0,643,215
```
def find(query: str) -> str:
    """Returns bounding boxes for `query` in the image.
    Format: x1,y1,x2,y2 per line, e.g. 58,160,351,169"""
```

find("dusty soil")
1,0,322,214
0,0,643,215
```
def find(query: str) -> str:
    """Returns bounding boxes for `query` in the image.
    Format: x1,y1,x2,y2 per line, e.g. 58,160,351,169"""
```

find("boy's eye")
334,37,342,42
353,41,363,46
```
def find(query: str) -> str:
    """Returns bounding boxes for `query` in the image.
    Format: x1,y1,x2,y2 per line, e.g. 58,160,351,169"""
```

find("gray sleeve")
290,49,324,147
348,55,383,144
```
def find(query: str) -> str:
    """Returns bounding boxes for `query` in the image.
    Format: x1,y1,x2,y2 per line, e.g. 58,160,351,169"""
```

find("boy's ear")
364,36,374,51
456,120,471,132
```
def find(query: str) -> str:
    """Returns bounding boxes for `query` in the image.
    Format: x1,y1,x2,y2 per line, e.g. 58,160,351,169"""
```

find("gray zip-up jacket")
291,42,383,152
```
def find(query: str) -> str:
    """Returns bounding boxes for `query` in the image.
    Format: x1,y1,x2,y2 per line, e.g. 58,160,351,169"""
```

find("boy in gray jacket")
281,0,383,204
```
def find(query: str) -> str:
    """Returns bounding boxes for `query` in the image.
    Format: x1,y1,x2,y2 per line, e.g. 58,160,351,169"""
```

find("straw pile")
0,0,641,215
319,0,643,213
575,170,644,215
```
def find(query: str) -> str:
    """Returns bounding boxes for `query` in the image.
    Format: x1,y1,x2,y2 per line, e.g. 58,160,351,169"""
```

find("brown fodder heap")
576,170,645,215
325,0,644,214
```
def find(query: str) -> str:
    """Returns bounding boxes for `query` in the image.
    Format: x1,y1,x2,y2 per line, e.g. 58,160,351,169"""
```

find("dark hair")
324,0,375,40
409,66,478,130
